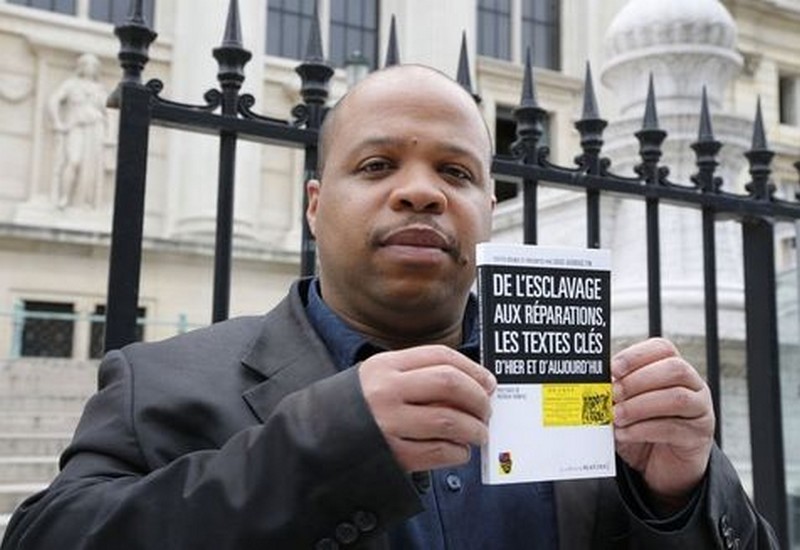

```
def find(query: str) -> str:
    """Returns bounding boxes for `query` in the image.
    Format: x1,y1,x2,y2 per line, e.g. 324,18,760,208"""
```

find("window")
779,74,800,126
89,0,155,25
89,304,145,359
478,0,561,70
21,301,74,358
521,0,559,70
266,0,316,61
267,0,379,69
8,0,155,25
494,106,551,203
329,0,378,69
7,0,75,14
478,0,512,61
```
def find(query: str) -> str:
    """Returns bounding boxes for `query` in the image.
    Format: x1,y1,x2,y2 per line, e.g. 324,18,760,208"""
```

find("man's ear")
306,179,321,237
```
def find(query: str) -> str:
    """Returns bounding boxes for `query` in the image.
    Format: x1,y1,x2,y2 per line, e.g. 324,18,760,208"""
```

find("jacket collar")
239,279,338,423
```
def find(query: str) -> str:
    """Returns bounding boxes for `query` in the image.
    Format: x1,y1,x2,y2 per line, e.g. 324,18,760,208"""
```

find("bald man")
2,66,776,550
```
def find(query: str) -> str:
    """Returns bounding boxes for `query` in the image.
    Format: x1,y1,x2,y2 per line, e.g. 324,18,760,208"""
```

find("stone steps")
0,412,82,434
0,457,59,484
0,433,72,457
0,359,97,541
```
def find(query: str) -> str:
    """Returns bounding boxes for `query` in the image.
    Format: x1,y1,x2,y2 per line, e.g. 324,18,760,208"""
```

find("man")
2,65,776,549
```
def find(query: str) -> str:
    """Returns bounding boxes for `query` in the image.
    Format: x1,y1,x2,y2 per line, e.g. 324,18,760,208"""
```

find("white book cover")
477,242,616,485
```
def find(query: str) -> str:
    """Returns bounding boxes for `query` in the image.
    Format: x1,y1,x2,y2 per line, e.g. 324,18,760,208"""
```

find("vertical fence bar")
742,218,788,547
741,99,788,547
514,49,546,246
634,76,666,337
104,84,153,351
210,0,251,323
575,63,606,249
104,1,156,351
691,88,723,444
295,6,333,277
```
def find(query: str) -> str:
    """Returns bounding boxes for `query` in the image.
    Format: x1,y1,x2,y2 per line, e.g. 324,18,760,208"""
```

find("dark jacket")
2,280,777,549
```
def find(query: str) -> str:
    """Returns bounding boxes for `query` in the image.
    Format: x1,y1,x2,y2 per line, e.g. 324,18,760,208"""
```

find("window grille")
21,301,74,358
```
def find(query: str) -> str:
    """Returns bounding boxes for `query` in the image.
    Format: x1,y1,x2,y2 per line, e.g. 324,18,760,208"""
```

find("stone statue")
48,53,107,209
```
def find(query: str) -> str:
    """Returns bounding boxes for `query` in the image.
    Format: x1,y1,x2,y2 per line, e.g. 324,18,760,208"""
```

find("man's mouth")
381,226,452,251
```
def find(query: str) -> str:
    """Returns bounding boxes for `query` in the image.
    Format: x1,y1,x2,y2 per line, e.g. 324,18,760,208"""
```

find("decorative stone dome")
606,0,738,58
602,0,742,116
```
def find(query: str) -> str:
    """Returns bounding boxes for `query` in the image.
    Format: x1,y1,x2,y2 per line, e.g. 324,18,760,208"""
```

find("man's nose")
389,169,447,214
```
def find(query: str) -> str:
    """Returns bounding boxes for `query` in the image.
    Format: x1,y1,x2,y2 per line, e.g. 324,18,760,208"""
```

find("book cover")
477,242,615,484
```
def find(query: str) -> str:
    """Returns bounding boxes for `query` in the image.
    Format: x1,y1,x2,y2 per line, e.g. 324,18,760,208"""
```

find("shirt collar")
305,278,480,371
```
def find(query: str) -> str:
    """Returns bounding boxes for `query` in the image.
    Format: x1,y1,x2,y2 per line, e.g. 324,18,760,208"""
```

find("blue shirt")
306,280,559,550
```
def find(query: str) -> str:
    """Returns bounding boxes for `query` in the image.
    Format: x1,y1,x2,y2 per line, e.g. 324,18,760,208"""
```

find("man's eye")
358,159,393,174
441,165,474,183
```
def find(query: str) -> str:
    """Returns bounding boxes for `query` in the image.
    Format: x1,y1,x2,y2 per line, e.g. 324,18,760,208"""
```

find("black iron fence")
104,1,799,546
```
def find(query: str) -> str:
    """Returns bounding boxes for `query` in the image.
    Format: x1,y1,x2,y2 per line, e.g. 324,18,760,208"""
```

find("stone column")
167,0,266,242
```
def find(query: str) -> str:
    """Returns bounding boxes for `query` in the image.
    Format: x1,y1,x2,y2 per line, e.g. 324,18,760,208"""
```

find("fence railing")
0,306,203,360
103,1,800,546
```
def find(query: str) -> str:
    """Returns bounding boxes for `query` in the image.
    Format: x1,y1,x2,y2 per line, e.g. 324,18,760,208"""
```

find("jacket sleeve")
1,349,422,550
613,445,780,549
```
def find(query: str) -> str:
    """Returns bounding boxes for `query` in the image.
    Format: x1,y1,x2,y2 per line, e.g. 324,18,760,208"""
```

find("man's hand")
359,345,496,472
612,338,715,512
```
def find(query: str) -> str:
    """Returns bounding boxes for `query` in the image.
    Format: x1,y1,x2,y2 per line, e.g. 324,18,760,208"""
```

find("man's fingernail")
612,382,622,402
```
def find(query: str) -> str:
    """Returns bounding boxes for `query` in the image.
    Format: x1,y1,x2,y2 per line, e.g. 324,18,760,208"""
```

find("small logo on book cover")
498,451,513,474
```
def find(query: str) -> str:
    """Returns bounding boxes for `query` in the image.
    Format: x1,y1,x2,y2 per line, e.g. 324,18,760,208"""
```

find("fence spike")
697,86,715,142
384,15,400,67
575,61,607,167
691,87,722,193
213,0,251,103
512,48,546,163
456,32,472,91
520,47,538,108
751,97,768,151
642,73,660,130
581,62,600,120
108,0,157,105
745,97,776,200
295,1,333,128
456,31,480,104
221,0,243,48
304,1,325,63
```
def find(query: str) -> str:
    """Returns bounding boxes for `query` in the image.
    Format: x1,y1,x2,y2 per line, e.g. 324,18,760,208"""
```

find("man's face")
306,67,495,337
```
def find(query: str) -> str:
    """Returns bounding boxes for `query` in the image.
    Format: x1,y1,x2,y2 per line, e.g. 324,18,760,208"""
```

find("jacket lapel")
239,280,338,423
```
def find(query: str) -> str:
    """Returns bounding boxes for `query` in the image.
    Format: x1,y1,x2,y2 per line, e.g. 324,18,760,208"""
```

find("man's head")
306,65,495,347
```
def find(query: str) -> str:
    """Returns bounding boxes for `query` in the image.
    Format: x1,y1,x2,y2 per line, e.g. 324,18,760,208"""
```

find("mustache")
369,215,468,265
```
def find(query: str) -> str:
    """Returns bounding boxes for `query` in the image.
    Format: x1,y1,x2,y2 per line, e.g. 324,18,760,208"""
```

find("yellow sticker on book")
542,384,613,427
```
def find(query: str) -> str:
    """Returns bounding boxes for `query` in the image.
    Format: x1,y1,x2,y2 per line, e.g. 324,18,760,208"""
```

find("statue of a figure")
48,53,107,209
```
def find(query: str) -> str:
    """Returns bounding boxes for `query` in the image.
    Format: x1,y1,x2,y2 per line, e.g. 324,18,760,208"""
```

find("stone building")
0,0,797,543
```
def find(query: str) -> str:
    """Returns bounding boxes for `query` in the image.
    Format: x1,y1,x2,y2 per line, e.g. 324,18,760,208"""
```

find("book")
477,242,615,484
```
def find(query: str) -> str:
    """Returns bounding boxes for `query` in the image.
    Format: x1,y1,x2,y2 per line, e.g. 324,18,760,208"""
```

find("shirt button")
353,510,378,532
335,522,359,545
445,473,463,492
315,538,339,550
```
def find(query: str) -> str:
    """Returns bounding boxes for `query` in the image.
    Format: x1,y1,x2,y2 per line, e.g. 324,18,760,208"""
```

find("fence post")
742,100,788,548
514,49,546,245
104,1,156,351
211,0,252,323
295,7,333,277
